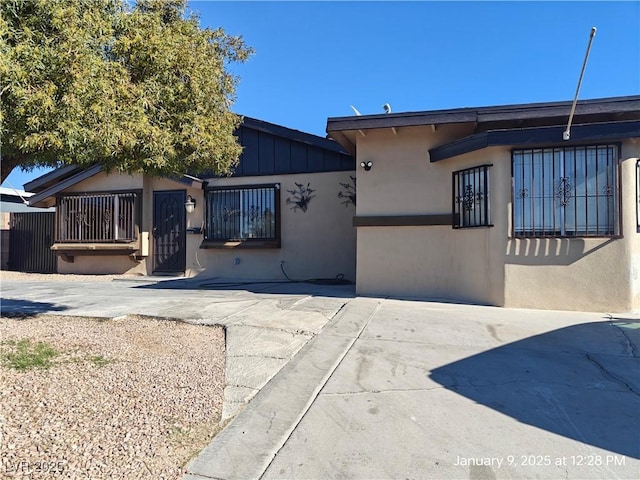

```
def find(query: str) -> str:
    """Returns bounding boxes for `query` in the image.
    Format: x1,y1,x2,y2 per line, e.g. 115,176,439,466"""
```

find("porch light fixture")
360,161,373,171
185,195,196,213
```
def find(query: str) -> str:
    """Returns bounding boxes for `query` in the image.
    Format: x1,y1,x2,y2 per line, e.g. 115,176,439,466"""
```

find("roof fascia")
327,96,640,134
23,165,81,193
429,120,640,162
28,164,103,207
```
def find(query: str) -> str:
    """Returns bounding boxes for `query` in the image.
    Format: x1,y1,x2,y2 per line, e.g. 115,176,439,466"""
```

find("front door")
153,190,186,274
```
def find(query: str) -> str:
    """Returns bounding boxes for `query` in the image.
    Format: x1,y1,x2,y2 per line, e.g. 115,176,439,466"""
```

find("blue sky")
4,1,639,191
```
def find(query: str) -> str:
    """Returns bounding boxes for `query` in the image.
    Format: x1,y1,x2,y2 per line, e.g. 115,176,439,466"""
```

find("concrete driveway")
185,297,640,480
0,276,353,420
2,277,639,479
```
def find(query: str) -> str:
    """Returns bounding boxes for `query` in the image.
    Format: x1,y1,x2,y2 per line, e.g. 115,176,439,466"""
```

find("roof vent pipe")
564,27,597,141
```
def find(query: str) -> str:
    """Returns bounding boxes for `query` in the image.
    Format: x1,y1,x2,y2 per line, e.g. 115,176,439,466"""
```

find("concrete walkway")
185,297,640,480
0,277,354,420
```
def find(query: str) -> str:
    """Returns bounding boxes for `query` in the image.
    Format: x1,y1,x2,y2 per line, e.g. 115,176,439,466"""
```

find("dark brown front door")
153,190,186,274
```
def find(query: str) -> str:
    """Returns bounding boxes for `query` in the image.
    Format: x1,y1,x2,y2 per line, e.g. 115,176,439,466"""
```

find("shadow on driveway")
135,277,356,298
1,298,68,318
430,319,640,459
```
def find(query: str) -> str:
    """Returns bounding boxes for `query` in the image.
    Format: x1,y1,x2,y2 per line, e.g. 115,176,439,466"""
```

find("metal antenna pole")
564,27,597,141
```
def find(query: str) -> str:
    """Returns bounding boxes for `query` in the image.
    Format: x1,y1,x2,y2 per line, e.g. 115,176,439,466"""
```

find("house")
26,117,356,281
326,95,640,312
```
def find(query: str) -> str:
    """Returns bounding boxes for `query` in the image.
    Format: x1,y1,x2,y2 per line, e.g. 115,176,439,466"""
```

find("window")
512,145,619,237
57,192,140,243
205,184,280,244
453,165,491,228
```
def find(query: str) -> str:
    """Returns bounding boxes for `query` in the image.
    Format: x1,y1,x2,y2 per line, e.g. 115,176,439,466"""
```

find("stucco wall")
504,141,639,312
64,172,144,193
55,170,357,282
57,254,145,275
354,127,505,305
354,126,639,312
196,171,356,282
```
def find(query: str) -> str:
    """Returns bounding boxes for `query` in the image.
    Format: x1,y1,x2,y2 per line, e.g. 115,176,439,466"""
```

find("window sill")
453,224,494,229
51,242,140,254
200,239,281,249
511,234,622,240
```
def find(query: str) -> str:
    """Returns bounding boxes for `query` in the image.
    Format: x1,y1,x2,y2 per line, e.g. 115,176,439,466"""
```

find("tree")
0,0,252,183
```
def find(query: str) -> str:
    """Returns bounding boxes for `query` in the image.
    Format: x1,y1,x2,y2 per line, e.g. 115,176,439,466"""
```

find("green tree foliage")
0,0,252,183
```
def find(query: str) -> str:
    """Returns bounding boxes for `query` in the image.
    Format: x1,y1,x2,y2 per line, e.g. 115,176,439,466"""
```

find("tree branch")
1,154,28,185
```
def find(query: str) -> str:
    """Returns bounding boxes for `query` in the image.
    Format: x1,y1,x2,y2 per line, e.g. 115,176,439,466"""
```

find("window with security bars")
453,165,491,228
206,185,279,241
512,145,619,237
56,192,139,242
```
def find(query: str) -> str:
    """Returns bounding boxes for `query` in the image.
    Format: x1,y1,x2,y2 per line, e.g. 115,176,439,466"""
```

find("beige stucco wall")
355,127,505,305
195,171,356,282
354,125,639,312
55,170,357,282
64,172,144,193
57,254,145,275
504,140,640,312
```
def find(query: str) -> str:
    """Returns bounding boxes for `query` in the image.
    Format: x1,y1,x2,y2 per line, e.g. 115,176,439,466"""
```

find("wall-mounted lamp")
185,195,196,213
360,161,373,172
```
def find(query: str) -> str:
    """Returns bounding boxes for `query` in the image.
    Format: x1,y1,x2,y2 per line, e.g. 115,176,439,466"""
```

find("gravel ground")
0,314,225,479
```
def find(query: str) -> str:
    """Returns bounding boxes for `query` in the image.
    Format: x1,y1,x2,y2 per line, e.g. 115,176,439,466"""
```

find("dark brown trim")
353,214,453,227
430,121,640,162
56,188,144,197
28,164,103,207
510,234,623,240
199,239,281,249
51,243,140,251
327,96,640,134
204,183,280,191
52,242,140,263
24,165,81,193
